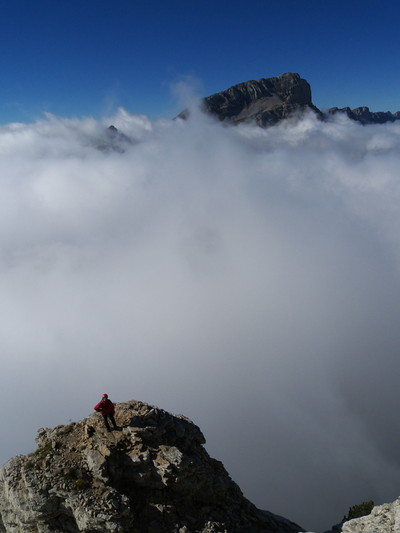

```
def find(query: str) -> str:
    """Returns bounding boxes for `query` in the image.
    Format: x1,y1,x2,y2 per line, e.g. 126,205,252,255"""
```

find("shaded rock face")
341,497,400,533
326,106,400,125
0,401,304,533
178,72,400,127
196,73,321,126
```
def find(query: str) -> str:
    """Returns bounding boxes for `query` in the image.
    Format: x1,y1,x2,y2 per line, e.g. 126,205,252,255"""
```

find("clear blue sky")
1,0,400,123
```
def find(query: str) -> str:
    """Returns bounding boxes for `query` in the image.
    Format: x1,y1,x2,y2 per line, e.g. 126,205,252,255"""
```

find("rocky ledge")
0,400,304,533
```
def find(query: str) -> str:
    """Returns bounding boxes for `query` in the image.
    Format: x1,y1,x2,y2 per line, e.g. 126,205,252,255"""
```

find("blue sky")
1,0,400,123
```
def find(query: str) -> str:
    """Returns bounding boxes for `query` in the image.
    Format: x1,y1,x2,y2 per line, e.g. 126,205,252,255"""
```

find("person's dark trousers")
102,413,118,431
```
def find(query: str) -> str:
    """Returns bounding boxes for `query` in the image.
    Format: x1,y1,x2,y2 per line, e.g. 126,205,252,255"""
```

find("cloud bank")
2,108,400,531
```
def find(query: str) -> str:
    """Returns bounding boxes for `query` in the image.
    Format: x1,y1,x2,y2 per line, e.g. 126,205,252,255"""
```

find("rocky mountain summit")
200,72,320,126
179,72,400,126
0,400,304,533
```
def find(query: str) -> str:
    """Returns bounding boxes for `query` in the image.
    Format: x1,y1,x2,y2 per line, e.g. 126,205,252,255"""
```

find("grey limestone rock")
178,72,400,128
341,497,400,533
0,400,304,533
180,72,321,126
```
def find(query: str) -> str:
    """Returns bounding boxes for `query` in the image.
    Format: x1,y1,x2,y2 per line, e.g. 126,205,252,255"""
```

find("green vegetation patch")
347,500,374,521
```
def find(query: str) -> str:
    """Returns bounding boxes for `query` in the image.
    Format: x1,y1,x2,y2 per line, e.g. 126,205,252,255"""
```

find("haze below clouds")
2,108,400,531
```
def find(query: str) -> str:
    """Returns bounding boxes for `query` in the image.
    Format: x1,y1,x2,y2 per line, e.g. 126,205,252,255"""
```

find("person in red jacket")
94,394,118,432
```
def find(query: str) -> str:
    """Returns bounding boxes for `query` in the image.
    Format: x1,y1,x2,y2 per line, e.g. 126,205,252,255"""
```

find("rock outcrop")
0,400,304,533
178,72,400,127
326,106,400,125
180,73,320,126
95,125,133,153
340,497,400,533
201,73,321,126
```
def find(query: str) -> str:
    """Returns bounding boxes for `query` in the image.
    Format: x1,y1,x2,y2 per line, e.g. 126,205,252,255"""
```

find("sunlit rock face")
341,498,400,533
0,400,304,533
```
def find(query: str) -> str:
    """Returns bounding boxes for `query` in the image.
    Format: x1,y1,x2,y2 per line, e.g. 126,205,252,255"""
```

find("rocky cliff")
178,72,400,126
0,400,304,533
199,72,321,126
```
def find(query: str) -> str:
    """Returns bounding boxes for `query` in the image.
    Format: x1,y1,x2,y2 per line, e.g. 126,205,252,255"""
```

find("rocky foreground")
339,498,400,533
0,400,304,533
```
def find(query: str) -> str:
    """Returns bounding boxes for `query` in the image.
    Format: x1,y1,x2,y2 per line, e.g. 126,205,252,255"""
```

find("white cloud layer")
2,109,400,531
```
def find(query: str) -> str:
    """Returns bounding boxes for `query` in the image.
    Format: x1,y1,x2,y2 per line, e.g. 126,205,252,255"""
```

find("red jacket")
94,399,115,415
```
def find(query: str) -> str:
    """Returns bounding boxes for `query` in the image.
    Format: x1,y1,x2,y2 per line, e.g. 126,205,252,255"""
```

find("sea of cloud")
1,107,400,531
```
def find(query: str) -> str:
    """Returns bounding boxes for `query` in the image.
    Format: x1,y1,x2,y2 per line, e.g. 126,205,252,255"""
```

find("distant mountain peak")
179,73,400,126
326,105,400,124
201,72,320,126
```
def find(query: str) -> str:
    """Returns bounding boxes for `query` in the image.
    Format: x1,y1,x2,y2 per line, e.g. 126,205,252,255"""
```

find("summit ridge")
179,73,400,126
0,400,304,533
